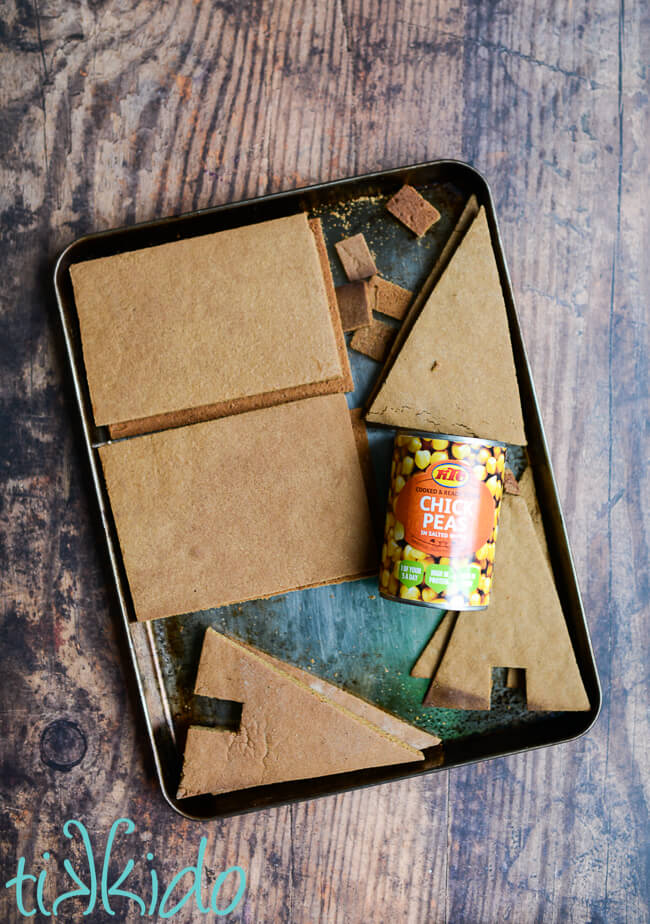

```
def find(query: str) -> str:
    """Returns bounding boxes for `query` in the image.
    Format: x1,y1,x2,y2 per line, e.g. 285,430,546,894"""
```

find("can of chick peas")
379,431,506,610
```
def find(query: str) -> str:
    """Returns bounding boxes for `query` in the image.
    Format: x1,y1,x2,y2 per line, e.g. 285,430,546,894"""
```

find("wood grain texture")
0,1,647,923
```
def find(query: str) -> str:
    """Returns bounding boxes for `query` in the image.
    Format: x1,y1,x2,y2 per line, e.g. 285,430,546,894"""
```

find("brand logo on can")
431,461,469,489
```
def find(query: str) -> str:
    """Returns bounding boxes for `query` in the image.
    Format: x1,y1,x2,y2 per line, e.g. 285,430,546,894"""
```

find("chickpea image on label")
379,431,507,611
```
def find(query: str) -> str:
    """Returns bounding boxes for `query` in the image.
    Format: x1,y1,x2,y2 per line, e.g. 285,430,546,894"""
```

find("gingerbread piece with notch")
177,630,427,798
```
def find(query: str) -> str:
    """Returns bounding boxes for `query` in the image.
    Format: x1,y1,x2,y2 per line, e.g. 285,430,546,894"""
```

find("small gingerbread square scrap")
335,233,378,281
368,275,413,321
350,318,396,363
386,185,441,237
335,282,372,332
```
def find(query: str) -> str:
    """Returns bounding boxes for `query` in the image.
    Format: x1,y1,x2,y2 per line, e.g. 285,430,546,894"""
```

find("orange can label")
379,432,506,610
395,460,494,558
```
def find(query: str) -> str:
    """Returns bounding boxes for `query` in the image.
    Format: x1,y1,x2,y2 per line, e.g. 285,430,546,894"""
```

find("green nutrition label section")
398,560,481,594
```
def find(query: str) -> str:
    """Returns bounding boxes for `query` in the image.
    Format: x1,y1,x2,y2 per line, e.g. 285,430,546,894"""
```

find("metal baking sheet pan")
54,161,601,819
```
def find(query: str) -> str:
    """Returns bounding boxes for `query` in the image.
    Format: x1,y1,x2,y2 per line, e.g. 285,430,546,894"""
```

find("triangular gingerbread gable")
423,492,589,711
178,631,425,798
366,207,526,445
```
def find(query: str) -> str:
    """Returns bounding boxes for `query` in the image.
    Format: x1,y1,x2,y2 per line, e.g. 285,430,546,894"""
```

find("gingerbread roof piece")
70,214,347,432
177,631,425,798
99,394,377,620
423,491,590,711
366,207,526,445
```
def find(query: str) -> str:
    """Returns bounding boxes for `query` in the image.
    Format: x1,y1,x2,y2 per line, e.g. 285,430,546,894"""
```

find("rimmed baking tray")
54,160,601,819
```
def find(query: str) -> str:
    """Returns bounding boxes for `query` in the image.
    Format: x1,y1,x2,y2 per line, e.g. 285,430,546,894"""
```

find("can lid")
393,427,509,449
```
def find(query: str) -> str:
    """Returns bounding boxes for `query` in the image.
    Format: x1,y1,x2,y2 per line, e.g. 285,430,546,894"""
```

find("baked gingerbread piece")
350,318,396,363
386,185,441,237
335,233,378,281
412,470,589,713
366,207,526,446
98,394,378,620
504,467,521,495
368,275,413,321
177,630,429,798
69,213,351,437
335,281,372,331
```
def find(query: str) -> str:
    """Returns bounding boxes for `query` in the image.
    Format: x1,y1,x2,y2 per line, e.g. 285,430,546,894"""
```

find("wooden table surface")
1,1,648,921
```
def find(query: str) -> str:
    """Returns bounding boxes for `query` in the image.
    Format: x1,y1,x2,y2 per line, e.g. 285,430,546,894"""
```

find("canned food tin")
379,431,506,610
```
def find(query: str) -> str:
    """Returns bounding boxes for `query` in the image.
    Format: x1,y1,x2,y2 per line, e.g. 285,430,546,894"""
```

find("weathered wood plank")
443,0,649,921
598,0,650,918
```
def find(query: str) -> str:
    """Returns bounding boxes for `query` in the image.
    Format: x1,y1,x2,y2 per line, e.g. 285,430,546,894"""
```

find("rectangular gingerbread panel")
99,394,378,621
70,213,345,428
